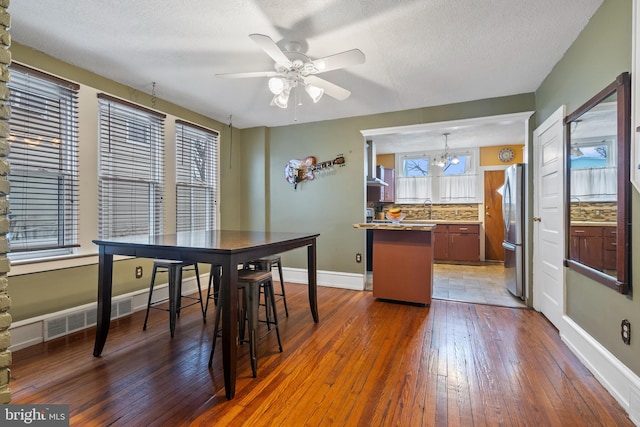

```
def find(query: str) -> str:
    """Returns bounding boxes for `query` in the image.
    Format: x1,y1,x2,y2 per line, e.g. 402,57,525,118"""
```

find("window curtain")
395,176,432,203
439,174,477,202
570,167,616,201
7,63,79,254
175,120,218,232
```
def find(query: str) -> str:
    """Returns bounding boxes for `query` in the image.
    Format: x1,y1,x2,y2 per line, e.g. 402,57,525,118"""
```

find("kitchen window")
97,94,165,238
175,120,219,231
569,139,616,202
396,150,478,203
7,64,79,260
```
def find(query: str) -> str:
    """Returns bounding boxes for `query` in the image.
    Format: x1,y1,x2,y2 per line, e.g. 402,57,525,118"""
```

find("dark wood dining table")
92,230,320,399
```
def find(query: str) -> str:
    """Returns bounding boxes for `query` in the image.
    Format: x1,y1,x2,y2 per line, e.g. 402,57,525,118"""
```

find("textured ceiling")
9,0,602,148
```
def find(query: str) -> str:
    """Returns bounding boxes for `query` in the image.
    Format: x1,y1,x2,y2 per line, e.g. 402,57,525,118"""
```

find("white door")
533,106,565,330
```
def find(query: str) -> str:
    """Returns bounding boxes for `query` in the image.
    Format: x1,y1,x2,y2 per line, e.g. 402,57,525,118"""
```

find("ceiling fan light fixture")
305,84,324,103
271,89,290,109
268,77,285,95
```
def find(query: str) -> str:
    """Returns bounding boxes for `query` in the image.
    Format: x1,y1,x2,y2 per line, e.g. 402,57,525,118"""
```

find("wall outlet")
135,266,143,279
621,319,631,345
356,253,362,263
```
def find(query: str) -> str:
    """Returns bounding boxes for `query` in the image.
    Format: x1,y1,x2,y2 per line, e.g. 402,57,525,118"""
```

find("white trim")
281,267,364,291
561,316,640,425
361,111,535,138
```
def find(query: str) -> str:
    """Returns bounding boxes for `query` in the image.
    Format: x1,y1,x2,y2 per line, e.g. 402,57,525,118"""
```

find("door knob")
533,217,542,222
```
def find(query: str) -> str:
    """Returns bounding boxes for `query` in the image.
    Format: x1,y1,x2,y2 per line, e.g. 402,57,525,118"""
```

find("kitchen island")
354,222,436,305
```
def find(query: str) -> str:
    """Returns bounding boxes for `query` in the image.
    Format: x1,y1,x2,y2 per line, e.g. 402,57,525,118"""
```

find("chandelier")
267,63,324,109
433,133,459,167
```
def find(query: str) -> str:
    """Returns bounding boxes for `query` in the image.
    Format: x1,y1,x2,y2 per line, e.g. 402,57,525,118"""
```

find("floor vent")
44,298,133,341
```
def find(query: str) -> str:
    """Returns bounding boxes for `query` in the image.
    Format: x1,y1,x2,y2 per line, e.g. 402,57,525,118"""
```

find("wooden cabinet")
433,226,449,260
434,223,480,263
603,228,617,271
367,166,395,202
570,225,616,272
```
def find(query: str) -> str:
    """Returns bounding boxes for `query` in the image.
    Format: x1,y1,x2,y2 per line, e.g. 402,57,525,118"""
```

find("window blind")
7,63,79,254
98,94,165,238
175,120,218,232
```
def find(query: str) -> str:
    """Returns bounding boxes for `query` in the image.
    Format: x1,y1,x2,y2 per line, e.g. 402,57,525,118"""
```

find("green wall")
6,40,534,321
242,95,535,272
535,0,640,375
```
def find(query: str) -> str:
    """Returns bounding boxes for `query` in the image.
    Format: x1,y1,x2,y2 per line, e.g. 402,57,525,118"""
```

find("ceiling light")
271,89,290,109
268,77,285,95
571,145,584,157
433,133,458,168
305,84,324,103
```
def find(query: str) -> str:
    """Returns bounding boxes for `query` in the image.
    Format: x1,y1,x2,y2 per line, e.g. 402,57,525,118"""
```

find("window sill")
8,252,133,276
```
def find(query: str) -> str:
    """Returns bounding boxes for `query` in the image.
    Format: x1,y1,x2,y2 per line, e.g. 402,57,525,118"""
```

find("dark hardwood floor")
10,282,632,426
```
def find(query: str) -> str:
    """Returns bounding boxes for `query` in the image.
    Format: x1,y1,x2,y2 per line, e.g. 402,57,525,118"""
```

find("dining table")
92,230,320,399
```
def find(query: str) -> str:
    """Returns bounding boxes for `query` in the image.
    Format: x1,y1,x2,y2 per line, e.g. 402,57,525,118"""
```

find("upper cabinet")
367,166,395,202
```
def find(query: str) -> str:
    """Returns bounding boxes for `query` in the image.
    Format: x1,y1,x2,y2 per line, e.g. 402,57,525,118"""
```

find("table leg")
307,242,319,323
168,264,181,338
93,248,113,356
222,259,238,399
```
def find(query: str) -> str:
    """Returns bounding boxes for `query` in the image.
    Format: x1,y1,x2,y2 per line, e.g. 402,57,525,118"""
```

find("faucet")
423,198,433,219
570,196,582,216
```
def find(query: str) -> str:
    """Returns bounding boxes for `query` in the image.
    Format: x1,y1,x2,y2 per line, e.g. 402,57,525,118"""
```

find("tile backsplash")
569,201,616,222
369,202,480,221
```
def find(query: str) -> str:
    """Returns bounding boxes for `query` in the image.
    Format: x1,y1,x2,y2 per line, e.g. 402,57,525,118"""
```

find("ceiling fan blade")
304,75,351,101
312,49,365,73
249,33,292,68
215,71,279,79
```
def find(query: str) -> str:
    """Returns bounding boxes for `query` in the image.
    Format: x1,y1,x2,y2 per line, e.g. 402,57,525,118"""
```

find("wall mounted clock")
498,147,515,162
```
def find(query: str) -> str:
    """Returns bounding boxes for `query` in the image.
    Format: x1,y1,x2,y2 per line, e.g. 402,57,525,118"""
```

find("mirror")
564,72,631,293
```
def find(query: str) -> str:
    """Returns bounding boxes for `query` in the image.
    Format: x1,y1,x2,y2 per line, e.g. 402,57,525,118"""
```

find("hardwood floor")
10,283,632,426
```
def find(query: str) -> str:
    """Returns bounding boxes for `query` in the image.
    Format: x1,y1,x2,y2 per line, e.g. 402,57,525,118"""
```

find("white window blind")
98,94,165,238
7,63,79,256
175,120,218,231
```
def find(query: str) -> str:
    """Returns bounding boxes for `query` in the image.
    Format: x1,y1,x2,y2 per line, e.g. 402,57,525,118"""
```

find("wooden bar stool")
246,255,288,317
143,259,205,337
208,269,283,377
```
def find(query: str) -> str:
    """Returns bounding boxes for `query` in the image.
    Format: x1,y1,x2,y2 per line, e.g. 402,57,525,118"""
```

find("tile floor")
365,262,527,309
432,262,527,308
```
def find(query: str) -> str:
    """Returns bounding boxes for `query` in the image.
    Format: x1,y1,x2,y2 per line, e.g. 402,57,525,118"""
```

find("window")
7,64,79,259
396,150,478,203
98,94,165,238
570,139,616,201
175,120,218,231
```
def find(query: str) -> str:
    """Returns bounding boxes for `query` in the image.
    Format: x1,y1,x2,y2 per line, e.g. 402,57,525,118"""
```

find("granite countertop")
571,221,616,227
353,222,437,231
369,219,482,225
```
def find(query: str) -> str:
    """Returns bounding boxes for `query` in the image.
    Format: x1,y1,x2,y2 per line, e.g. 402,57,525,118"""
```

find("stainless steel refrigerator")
502,163,525,299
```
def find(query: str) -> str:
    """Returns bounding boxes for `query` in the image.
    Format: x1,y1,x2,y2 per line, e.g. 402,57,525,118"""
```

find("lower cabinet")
570,225,616,272
434,224,480,263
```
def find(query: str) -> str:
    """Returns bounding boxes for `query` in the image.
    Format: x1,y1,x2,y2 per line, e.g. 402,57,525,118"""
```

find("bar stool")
246,255,288,317
204,264,223,317
143,259,205,337
208,269,283,377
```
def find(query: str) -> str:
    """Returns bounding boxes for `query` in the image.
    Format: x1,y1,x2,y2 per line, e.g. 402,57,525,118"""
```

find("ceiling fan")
216,34,366,108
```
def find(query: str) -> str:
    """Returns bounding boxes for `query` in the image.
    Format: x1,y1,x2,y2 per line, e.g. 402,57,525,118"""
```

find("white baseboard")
281,267,364,291
9,268,364,352
561,316,640,426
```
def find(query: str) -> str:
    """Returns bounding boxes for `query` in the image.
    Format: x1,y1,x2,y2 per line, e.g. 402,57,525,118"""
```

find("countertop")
353,222,437,231
571,221,616,227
